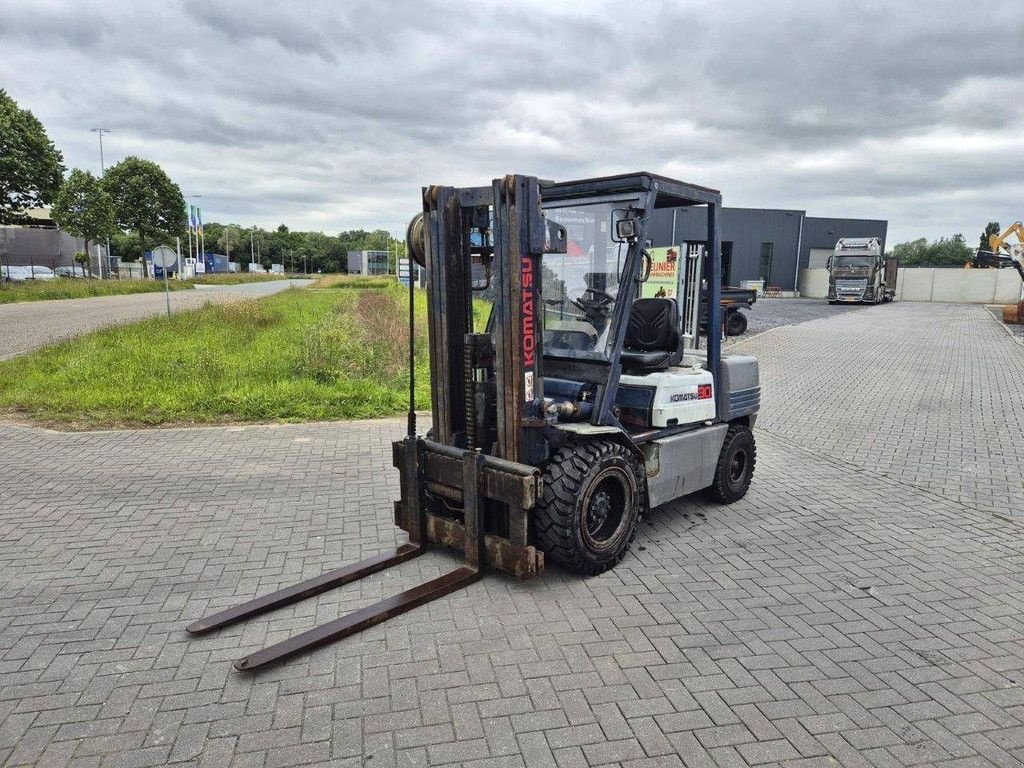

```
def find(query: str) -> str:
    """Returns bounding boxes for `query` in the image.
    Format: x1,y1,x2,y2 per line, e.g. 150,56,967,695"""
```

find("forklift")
187,172,760,670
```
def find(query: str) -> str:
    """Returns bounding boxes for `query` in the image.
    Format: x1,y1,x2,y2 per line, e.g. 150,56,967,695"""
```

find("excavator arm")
989,221,1024,255
970,221,1024,281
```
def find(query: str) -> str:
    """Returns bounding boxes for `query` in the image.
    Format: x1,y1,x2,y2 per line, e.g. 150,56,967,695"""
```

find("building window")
367,250,389,275
759,242,773,284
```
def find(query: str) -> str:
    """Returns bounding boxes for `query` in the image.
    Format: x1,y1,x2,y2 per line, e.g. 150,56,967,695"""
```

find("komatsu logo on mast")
521,257,536,400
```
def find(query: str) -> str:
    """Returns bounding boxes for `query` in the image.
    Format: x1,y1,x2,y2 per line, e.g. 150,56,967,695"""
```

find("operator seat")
621,298,683,373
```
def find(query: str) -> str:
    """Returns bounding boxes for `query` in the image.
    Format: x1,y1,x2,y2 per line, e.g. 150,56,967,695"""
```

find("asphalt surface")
2,301,1023,767
0,279,313,360
733,298,867,340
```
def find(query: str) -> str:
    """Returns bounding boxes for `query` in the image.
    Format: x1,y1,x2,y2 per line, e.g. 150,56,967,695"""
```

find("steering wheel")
571,287,614,313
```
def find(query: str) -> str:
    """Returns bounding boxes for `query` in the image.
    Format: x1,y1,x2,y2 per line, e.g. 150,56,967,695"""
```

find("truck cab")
827,237,896,304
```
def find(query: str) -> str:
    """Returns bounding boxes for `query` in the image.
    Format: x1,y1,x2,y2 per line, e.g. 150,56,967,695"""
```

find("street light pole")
90,128,111,278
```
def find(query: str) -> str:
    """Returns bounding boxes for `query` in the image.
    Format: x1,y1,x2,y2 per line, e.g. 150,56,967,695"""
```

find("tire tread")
534,440,644,575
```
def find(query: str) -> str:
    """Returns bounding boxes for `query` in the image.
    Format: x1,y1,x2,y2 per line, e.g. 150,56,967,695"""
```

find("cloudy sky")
2,0,1021,243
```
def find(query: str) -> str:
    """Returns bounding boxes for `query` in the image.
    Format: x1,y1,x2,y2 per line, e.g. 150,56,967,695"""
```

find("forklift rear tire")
725,310,747,336
705,424,756,503
534,440,644,576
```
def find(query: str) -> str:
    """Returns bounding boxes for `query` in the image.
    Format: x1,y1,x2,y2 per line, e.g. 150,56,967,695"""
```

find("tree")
73,250,89,277
109,230,142,262
927,234,973,266
102,156,186,277
51,169,116,276
980,221,1001,252
217,224,243,258
891,234,973,267
0,89,65,224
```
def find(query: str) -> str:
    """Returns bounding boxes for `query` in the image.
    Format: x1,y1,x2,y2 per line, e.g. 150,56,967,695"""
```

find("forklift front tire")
706,424,756,503
534,440,644,576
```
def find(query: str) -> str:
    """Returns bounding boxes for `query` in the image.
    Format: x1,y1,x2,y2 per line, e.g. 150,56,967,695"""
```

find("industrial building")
347,249,390,276
0,208,111,275
649,206,887,291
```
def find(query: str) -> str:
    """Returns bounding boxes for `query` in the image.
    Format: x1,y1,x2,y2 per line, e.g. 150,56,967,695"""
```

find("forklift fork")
186,442,518,672
187,175,549,671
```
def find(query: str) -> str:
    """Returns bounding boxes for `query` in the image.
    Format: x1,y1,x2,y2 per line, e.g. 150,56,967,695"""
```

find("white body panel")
619,366,716,427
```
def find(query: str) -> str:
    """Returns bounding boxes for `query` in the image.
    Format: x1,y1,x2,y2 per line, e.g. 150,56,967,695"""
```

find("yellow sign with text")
641,246,682,299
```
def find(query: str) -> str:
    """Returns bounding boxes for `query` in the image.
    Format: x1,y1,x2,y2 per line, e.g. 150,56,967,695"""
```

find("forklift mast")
421,178,550,465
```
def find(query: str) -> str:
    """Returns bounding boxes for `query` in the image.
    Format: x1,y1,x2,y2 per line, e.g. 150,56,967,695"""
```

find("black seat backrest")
625,298,679,352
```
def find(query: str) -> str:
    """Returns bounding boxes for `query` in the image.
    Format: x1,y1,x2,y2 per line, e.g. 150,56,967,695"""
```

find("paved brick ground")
2,301,1023,767
0,280,312,360
984,307,1024,344
736,301,1024,522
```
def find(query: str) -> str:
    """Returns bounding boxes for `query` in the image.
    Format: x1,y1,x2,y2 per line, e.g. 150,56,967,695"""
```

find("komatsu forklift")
187,173,760,671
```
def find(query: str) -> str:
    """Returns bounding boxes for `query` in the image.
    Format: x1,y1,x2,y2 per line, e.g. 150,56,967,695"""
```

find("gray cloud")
2,0,1021,243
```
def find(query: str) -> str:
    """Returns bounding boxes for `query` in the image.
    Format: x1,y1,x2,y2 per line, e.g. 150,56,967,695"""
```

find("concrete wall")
798,268,830,298
799,267,1023,303
896,268,1022,304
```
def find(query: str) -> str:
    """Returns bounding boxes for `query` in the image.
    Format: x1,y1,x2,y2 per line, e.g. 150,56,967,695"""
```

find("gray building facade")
800,216,888,271
346,249,390,276
0,226,86,270
649,207,887,290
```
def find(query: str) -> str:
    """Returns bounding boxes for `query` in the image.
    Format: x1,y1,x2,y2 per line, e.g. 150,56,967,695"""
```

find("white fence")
798,267,1023,304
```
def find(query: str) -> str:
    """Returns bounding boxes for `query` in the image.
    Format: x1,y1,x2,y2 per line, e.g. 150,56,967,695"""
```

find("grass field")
0,272,292,304
0,280,488,427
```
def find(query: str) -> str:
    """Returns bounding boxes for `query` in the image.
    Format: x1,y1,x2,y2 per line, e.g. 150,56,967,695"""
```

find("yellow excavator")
968,221,1024,279
967,222,1024,323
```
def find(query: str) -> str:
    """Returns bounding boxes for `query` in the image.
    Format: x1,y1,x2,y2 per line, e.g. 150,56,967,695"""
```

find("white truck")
827,237,897,304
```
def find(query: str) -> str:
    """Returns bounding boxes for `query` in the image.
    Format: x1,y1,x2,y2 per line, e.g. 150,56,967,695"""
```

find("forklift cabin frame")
422,172,723,457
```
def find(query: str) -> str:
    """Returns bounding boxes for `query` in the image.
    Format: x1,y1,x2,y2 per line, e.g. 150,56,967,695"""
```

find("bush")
891,234,973,267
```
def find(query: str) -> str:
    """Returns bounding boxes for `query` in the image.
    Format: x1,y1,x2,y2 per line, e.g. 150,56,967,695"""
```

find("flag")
196,207,203,239
189,205,197,235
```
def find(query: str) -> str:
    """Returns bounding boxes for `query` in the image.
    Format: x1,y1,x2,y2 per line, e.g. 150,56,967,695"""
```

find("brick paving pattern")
739,301,1024,522
2,301,1023,767
984,306,1024,345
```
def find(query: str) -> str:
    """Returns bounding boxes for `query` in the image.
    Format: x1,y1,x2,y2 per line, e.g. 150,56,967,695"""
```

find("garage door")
808,248,833,268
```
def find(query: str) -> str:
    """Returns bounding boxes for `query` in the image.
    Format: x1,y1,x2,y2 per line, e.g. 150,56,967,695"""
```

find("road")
1,302,1023,767
0,279,313,360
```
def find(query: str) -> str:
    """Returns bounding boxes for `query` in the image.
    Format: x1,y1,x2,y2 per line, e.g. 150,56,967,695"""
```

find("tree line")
888,223,1005,268
2,88,403,277
151,222,406,274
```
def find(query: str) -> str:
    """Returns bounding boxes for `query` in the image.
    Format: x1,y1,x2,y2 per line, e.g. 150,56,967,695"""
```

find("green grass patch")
0,278,193,304
185,273,292,286
0,284,447,427
312,274,394,290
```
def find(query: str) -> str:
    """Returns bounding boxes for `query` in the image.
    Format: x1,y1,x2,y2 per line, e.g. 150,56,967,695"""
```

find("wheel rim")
729,448,747,485
581,468,634,553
